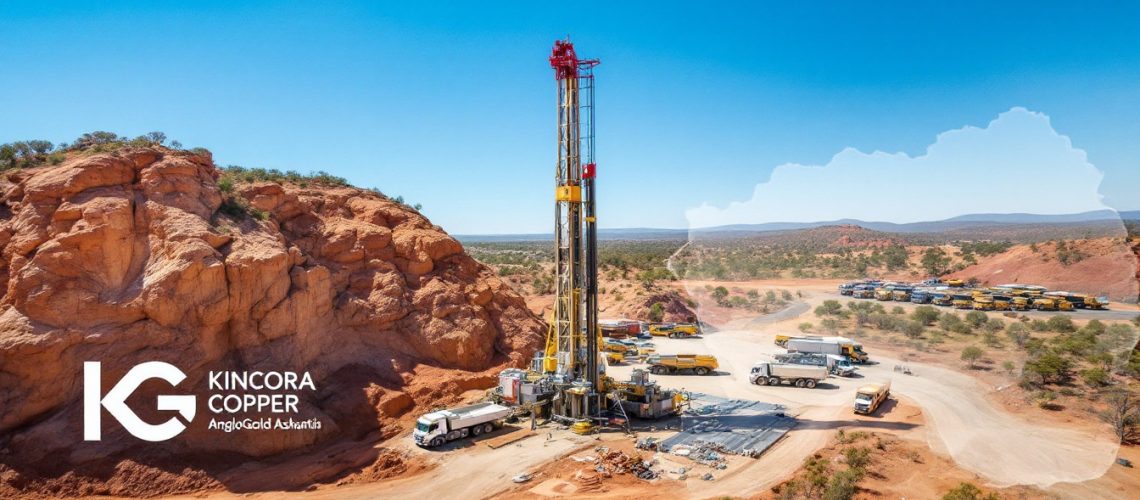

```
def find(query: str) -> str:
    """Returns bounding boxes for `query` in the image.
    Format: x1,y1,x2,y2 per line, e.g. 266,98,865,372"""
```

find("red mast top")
550,39,598,80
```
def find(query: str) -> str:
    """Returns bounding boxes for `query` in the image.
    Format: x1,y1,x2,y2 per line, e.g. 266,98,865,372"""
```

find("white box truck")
775,352,856,377
786,338,869,364
749,362,828,388
413,402,511,448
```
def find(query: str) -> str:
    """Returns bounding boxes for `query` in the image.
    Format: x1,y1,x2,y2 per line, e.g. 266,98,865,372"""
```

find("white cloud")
685,107,1109,228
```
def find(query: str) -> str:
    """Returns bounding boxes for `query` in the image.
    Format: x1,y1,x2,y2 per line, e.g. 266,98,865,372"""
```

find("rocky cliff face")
0,147,544,494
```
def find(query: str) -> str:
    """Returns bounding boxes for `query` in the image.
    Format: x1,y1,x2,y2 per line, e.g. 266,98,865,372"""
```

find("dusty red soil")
756,399,1041,500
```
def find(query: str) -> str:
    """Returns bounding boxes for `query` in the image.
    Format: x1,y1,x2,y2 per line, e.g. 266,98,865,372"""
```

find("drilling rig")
494,39,682,434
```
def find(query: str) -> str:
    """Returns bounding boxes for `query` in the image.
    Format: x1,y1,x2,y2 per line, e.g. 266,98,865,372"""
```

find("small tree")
1097,390,1140,444
712,286,729,304
921,247,951,275
901,320,924,339
1001,360,1015,375
911,305,941,326
815,300,844,317
798,322,814,333
961,346,984,368
841,446,871,469
648,302,665,322
823,467,863,500
984,317,1004,334
1024,352,1072,384
1047,314,1075,333
1005,322,1031,348
943,481,998,500
965,311,988,329
144,131,167,145
1080,367,1109,387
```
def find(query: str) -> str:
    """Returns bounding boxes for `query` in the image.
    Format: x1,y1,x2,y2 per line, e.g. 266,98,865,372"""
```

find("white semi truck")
413,402,511,448
749,362,828,388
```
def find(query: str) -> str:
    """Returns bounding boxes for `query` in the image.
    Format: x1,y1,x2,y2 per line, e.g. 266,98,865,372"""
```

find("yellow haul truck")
648,323,701,339
931,292,953,306
646,354,718,375
972,295,995,311
990,295,1012,311
1010,296,1030,311
1045,291,1107,310
1031,296,1074,311
951,293,974,309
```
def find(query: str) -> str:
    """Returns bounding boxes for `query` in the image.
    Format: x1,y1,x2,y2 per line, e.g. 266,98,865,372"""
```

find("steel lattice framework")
543,39,600,395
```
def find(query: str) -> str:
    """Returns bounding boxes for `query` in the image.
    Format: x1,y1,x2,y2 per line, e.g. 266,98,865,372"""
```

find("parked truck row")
840,279,1109,311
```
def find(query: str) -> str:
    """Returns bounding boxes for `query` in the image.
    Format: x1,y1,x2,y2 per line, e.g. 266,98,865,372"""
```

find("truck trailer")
775,352,856,377
749,362,828,388
413,402,511,448
786,337,869,364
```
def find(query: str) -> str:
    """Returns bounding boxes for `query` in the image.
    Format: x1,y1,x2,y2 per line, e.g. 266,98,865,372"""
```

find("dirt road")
613,284,1122,493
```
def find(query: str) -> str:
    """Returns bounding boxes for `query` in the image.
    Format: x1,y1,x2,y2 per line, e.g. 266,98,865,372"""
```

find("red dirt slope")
946,238,1138,302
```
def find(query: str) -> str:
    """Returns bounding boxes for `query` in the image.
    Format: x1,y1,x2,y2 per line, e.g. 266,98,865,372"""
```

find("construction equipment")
413,402,511,448
602,338,632,354
1010,296,1030,311
648,323,701,338
786,336,870,364
609,369,684,419
774,352,856,377
600,319,640,338
646,354,719,375
891,286,914,302
749,362,828,388
951,293,974,309
910,290,934,304
852,285,876,299
853,381,891,415
993,297,1012,311
972,295,995,311
931,292,954,306
874,286,895,301
604,351,626,365
946,279,965,287
1045,291,1107,310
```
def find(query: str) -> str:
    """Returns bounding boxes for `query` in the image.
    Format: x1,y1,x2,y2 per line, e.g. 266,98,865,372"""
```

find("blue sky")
2,2,1138,234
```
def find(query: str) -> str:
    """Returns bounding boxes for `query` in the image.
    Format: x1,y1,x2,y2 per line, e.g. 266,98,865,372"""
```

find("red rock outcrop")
0,147,544,495
614,291,697,323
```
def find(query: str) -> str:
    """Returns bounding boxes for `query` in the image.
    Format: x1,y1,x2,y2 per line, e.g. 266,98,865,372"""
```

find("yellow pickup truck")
646,354,718,375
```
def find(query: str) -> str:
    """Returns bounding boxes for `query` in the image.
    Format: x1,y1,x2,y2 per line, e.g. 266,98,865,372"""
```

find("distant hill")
460,210,1135,243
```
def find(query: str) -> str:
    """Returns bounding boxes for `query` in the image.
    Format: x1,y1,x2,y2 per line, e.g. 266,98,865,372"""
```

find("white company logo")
84,361,196,442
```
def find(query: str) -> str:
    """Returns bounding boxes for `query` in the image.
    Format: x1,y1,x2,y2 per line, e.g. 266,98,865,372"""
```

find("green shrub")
943,481,998,500
1047,315,1075,333
965,311,988,328
961,346,984,368
1080,367,1109,387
